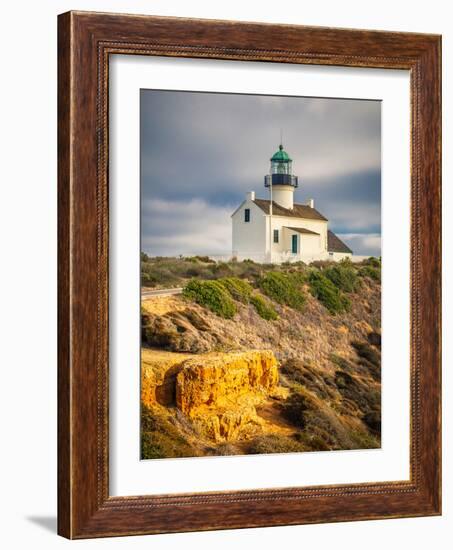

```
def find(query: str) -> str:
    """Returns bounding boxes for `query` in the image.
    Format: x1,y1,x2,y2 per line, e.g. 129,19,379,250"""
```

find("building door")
292,234,298,254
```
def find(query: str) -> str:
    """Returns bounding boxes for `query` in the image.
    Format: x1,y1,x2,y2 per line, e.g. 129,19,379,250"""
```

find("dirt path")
142,287,183,300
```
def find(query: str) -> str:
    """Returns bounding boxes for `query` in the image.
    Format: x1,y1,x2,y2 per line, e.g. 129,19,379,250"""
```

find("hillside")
140,258,381,459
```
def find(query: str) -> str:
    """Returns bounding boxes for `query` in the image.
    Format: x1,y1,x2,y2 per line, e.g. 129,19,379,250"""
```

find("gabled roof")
253,198,328,221
327,230,353,254
284,226,320,236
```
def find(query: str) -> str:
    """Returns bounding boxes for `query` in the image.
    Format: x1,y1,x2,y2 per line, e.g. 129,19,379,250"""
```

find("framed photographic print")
58,11,441,538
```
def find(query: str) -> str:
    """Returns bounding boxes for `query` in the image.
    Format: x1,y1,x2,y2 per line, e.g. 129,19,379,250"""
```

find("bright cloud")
141,198,233,257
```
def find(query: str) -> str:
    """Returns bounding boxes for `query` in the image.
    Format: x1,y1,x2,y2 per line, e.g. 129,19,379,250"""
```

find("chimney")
307,199,314,208
246,191,256,201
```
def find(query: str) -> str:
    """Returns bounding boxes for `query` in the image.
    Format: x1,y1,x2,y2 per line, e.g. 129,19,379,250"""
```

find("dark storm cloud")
141,90,381,257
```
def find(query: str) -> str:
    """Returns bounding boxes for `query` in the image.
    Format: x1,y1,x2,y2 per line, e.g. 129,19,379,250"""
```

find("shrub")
351,341,380,368
309,260,334,269
324,264,358,293
141,405,197,459
329,353,354,372
362,410,381,434
308,271,351,314
182,279,237,319
367,331,381,348
217,277,253,303
250,293,279,320
280,359,336,400
287,270,308,286
359,265,381,282
334,369,380,413
141,272,157,287
211,262,234,278
238,262,263,282
293,432,331,452
366,257,381,268
193,255,215,263
280,387,356,451
247,434,305,455
281,392,308,427
185,265,214,279
258,272,306,311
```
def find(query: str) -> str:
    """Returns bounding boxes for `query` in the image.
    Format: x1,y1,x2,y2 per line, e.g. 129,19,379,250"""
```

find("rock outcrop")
175,351,278,442
141,349,195,407
141,348,279,443
176,351,278,414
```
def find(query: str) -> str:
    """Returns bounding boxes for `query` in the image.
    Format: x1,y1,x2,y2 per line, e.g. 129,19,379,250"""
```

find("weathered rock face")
142,349,279,442
142,308,231,353
141,349,195,408
194,404,261,442
176,351,278,415
175,350,279,442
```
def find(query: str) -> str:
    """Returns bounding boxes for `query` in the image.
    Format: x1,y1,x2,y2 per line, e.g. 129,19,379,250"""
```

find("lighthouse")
231,143,353,264
264,144,298,210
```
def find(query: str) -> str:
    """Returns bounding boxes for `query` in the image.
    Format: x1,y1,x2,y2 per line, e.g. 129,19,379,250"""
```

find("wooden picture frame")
58,11,441,539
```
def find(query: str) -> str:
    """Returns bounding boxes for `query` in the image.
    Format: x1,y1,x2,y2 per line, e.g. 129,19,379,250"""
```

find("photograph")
140,89,382,460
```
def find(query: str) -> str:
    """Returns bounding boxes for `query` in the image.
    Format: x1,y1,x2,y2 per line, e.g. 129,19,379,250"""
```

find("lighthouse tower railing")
264,174,298,187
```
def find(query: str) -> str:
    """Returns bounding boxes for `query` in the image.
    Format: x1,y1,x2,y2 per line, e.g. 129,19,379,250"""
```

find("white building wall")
271,216,328,250
270,215,329,263
232,200,269,262
232,198,354,264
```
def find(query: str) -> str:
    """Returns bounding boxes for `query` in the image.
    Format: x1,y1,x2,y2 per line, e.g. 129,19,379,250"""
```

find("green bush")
287,270,308,286
182,279,237,319
308,271,351,314
359,265,381,282
365,257,381,268
217,277,253,303
250,293,279,320
211,262,234,278
258,272,306,311
324,264,358,293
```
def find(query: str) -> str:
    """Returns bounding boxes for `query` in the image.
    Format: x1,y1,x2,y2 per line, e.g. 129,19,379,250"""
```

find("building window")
244,208,250,222
292,234,298,254
273,229,279,243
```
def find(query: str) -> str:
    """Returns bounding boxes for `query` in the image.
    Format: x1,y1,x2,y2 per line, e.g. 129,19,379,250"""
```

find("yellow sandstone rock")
175,350,279,442
141,349,279,442
141,348,195,407
176,350,278,416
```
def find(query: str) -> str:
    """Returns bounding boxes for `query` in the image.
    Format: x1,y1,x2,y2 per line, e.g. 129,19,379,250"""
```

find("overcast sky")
141,90,381,257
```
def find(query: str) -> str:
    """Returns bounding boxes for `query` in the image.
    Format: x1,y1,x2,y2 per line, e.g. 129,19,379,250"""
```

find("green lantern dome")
270,144,292,163
264,143,298,189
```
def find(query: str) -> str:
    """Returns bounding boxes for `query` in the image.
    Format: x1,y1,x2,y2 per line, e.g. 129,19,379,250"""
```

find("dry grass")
140,262,381,458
